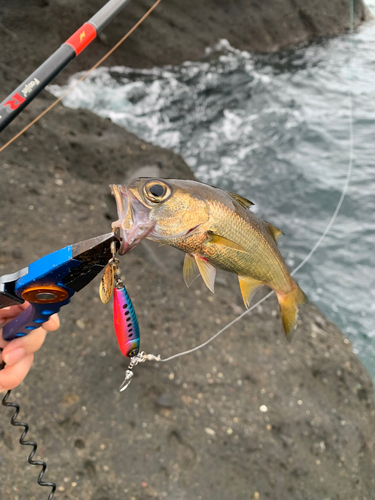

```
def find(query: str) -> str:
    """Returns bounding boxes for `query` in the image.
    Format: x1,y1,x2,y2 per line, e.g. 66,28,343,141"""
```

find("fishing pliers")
0,233,119,341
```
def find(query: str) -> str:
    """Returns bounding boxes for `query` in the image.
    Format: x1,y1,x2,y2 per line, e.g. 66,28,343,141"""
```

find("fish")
111,178,307,339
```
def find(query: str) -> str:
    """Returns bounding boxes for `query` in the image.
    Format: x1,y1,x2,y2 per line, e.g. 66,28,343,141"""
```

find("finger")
0,303,36,349
1,327,47,366
0,303,29,324
43,313,60,332
0,353,34,392
0,304,30,349
0,312,60,353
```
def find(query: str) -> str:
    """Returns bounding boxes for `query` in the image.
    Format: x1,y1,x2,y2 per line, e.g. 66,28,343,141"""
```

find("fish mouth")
110,184,154,255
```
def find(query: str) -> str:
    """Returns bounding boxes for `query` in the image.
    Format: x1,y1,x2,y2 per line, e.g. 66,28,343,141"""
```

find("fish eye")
149,184,165,197
144,181,171,203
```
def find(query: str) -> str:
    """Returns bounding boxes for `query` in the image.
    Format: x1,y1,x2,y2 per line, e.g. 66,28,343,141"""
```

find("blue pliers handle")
0,233,119,341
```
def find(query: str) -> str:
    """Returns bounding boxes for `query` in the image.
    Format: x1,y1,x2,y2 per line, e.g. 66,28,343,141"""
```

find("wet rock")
126,165,162,182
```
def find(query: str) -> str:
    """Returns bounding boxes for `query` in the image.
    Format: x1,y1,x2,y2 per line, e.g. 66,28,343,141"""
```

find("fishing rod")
0,0,133,133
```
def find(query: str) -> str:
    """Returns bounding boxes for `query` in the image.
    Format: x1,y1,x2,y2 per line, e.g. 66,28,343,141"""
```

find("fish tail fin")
276,280,307,341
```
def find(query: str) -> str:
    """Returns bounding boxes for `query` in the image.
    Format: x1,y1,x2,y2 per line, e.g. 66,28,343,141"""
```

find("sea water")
49,5,375,380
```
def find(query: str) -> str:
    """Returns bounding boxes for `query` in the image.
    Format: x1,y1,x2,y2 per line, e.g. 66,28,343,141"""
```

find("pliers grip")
1,233,119,341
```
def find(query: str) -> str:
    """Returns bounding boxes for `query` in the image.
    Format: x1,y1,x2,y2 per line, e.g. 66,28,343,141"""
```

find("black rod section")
0,0,133,134
0,45,75,133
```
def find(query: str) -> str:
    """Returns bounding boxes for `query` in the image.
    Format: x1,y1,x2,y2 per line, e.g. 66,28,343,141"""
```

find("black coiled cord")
0,348,56,499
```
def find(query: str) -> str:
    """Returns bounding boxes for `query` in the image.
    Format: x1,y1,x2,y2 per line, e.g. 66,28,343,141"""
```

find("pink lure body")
113,285,140,357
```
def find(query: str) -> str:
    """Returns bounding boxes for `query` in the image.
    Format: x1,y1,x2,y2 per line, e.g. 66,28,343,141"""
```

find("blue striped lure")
113,284,140,358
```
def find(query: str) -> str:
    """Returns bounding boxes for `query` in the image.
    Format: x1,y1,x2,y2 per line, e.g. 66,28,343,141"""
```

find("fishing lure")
100,242,140,358
99,242,156,391
113,281,140,358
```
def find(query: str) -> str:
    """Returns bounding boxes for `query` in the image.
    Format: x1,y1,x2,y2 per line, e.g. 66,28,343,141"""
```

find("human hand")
0,303,59,392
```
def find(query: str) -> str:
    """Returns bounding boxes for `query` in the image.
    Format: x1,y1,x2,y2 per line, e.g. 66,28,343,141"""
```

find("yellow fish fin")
238,276,263,308
265,221,284,243
195,257,216,293
183,254,199,287
276,281,308,341
207,231,248,253
228,192,254,210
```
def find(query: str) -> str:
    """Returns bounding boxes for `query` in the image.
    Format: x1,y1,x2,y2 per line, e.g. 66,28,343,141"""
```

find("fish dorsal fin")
195,256,216,293
238,276,263,308
265,221,284,243
183,254,200,287
207,231,248,253
228,192,254,210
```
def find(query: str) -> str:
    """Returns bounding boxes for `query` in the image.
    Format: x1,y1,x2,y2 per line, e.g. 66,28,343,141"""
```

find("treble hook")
119,352,161,392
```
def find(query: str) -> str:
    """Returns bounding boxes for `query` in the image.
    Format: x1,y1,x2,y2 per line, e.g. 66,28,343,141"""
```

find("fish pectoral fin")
276,280,308,341
207,231,248,253
183,254,200,287
195,257,216,293
228,192,254,210
265,221,284,243
238,276,263,308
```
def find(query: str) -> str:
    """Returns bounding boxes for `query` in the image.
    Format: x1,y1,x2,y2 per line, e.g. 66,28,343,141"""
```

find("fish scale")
206,199,291,288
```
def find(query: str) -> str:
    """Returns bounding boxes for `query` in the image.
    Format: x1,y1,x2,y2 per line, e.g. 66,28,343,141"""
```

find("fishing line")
0,0,163,154
156,1,355,364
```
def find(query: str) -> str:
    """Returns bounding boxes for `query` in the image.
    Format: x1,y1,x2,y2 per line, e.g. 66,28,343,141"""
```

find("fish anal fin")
207,231,248,253
276,281,308,341
228,192,254,210
183,254,199,287
195,257,216,293
238,276,263,308
265,221,284,243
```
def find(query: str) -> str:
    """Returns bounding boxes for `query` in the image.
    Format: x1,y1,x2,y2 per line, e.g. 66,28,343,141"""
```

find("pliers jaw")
67,233,120,292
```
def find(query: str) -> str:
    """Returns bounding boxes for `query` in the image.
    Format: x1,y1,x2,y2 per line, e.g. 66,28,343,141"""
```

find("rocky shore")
1,1,374,499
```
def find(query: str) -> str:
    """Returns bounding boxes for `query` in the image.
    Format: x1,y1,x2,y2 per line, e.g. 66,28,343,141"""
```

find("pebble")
156,393,174,408
76,319,85,329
